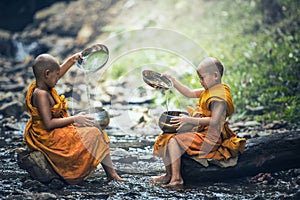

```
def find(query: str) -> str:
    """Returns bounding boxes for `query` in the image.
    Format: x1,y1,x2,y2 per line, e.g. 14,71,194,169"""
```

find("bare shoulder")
32,88,49,98
32,88,51,107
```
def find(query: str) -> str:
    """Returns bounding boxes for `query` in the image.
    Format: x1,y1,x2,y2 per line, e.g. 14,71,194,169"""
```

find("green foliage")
103,0,300,126
227,0,300,125
191,0,300,125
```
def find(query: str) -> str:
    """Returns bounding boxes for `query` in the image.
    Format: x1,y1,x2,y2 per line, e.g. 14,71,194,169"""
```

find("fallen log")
181,131,300,183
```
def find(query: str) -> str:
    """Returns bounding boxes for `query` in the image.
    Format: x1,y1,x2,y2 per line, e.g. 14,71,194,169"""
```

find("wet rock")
245,121,261,127
294,190,300,200
3,123,21,131
232,121,261,132
139,155,156,162
0,30,15,57
1,83,24,92
23,179,49,192
0,101,23,118
16,148,64,185
34,2,67,23
0,91,14,103
34,192,57,199
77,24,94,45
111,148,130,157
118,155,138,164
48,178,66,190
263,120,288,129
249,173,275,184
256,131,272,137
246,105,264,115
237,131,256,138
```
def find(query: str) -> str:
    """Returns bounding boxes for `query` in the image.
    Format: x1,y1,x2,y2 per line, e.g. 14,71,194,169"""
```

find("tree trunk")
181,131,300,183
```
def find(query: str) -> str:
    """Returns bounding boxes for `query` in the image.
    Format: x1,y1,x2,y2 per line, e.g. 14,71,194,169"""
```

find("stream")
0,103,299,200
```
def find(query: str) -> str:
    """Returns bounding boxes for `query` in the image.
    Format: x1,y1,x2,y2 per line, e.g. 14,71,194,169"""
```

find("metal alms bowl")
142,70,173,90
158,111,189,133
93,108,110,130
77,43,109,72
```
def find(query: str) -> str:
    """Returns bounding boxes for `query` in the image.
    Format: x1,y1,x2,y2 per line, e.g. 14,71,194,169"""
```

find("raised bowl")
142,70,173,90
77,43,109,72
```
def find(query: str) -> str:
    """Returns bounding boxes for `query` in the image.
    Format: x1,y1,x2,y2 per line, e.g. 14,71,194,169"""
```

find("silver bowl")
142,70,173,90
77,43,109,72
94,108,110,130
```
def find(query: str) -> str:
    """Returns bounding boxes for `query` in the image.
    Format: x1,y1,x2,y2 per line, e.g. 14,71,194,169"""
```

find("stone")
246,105,264,115
16,148,63,185
0,101,23,118
263,120,288,129
0,30,15,57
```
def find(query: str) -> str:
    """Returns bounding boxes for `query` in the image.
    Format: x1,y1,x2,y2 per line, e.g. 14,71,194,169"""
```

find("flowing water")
1,108,299,199
76,49,109,114
84,71,92,113
165,90,169,113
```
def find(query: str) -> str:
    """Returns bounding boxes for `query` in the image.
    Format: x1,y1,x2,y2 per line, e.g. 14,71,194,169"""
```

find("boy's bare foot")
108,173,122,181
151,175,171,184
164,179,184,187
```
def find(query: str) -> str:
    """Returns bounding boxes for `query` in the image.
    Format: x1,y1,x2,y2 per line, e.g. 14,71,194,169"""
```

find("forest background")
0,0,299,127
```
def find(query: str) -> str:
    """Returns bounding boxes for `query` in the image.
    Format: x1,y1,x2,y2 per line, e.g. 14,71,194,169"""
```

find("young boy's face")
45,66,60,89
197,65,217,90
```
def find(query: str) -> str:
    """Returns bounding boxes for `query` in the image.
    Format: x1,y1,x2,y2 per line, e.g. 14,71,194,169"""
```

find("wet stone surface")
1,110,300,199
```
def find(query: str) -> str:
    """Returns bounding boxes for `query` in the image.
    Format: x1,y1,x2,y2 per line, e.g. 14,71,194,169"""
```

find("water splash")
12,40,37,61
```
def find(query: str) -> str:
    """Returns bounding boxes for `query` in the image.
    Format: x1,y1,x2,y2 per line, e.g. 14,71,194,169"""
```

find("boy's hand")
161,73,175,82
170,114,190,131
73,112,95,127
59,52,83,78
71,52,82,63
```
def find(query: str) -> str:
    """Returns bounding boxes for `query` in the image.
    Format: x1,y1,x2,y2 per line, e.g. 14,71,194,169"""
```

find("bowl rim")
77,43,109,73
142,70,173,89
161,110,189,116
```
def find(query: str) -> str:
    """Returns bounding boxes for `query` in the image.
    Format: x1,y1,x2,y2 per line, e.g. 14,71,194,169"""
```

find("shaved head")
197,57,224,77
32,54,60,79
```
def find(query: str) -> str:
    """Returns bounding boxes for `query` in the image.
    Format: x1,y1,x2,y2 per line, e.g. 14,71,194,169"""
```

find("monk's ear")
44,69,50,79
214,71,219,80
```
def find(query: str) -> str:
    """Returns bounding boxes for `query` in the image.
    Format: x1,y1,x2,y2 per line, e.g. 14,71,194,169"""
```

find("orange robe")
24,82,110,184
153,84,246,161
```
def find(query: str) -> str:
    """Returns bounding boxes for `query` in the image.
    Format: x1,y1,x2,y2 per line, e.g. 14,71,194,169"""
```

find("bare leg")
151,156,171,183
101,154,122,181
166,138,184,186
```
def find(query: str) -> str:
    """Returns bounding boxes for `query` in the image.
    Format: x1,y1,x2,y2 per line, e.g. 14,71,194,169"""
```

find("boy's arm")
35,90,94,131
172,101,226,129
35,90,75,130
198,101,227,154
174,78,203,98
163,74,203,98
192,101,226,126
59,52,82,79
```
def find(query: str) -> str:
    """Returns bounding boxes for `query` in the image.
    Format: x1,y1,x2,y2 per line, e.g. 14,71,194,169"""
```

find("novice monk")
152,57,246,186
24,53,121,184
